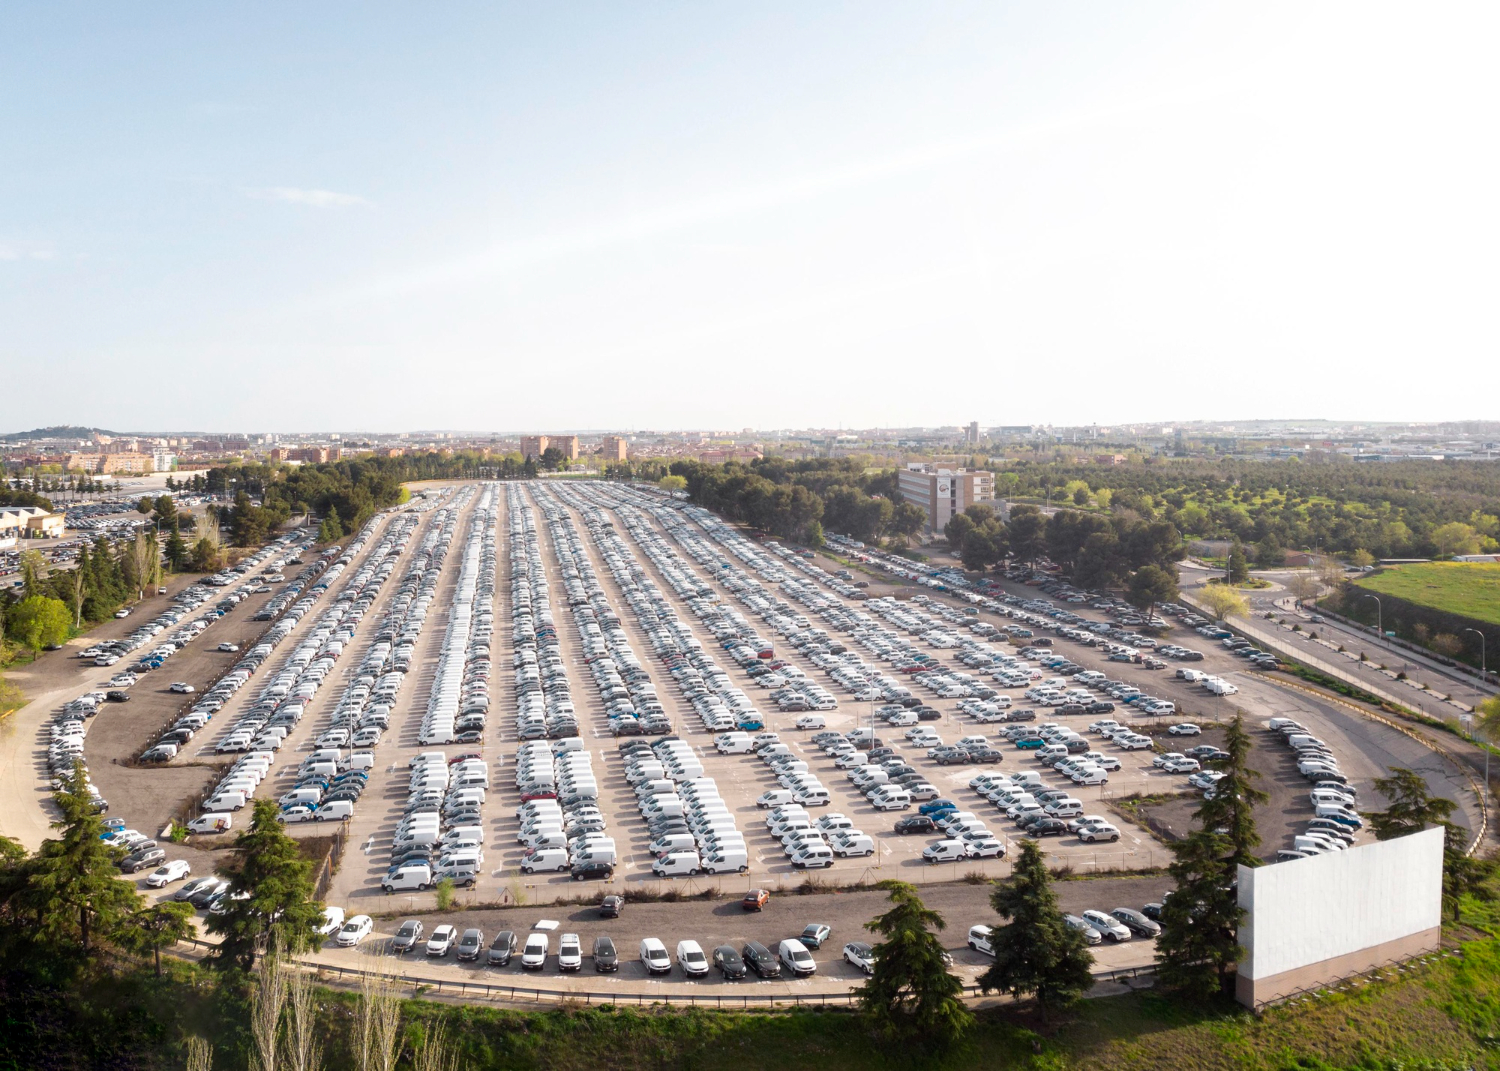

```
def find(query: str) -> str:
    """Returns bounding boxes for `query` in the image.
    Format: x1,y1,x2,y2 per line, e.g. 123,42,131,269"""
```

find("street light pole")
1362,593,1382,639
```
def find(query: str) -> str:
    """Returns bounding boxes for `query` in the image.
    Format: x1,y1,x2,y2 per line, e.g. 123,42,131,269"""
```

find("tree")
317,512,343,544
856,880,973,1047
658,475,687,493
1155,715,1264,997
978,839,1094,1020
1285,571,1321,605
1199,584,1248,620
19,549,45,597
1477,693,1500,746
1197,715,1268,870
1368,767,1455,841
805,519,825,551
23,763,142,952
164,527,189,571
190,537,221,573
1253,536,1284,569
1154,829,1243,998
206,800,323,970
1432,522,1482,558
117,900,196,975
890,502,928,547
1127,564,1179,620
538,446,566,471
6,595,71,653
1226,540,1250,584
1350,548,1377,568
136,497,153,514
1007,506,1047,566
1441,823,1498,921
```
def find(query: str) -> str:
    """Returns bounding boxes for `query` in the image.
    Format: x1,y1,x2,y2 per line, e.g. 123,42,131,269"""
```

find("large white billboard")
1236,827,1443,1006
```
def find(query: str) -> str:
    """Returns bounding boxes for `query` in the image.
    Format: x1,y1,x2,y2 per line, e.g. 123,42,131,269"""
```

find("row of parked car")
378,915,849,980
419,488,492,746
197,514,415,818
508,488,584,741
1267,716,1364,861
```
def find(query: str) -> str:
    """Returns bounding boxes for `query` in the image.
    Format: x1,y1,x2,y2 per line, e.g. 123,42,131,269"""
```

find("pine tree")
23,764,142,952
1227,540,1250,584
118,900,196,975
207,800,323,970
1154,714,1266,998
1368,768,1455,840
856,880,973,1046
978,839,1094,1021
317,511,343,543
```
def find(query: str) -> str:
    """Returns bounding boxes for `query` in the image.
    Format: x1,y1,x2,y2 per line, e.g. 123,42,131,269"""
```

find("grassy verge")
1354,561,1500,627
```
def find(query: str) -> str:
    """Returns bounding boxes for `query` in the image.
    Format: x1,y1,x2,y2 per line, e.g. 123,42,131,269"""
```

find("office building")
897,464,995,535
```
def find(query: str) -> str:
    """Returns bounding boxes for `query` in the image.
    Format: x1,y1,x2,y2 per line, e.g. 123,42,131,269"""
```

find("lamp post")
1463,627,1490,801
1362,593,1382,639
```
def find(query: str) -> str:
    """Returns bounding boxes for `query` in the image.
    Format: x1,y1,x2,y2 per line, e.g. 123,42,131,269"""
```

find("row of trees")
667,458,927,546
992,457,1500,561
0,772,323,974
942,503,1184,615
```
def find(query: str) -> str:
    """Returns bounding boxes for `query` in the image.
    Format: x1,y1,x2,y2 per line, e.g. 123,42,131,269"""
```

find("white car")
1081,909,1131,941
168,682,195,694
1161,758,1201,774
842,941,876,974
317,906,346,936
1168,723,1201,736
335,915,374,947
278,806,317,824
965,838,1006,859
217,643,240,653
676,939,710,977
144,860,192,888
426,925,458,956
557,933,582,971
1078,823,1120,843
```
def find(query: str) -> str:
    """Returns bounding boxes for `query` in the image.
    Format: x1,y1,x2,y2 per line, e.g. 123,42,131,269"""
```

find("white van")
922,839,968,864
794,715,827,730
649,833,697,856
793,787,831,806
757,789,795,808
205,791,247,811
315,800,354,821
572,845,618,867
382,863,432,892
651,850,701,877
869,787,911,811
789,845,833,869
520,847,570,873
1044,797,1083,818
701,848,749,874
187,813,232,835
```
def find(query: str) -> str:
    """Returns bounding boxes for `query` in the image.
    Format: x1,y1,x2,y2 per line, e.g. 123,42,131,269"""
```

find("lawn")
1354,562,1500,626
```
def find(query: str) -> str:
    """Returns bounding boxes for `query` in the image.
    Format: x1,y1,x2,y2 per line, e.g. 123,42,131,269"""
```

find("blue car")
919,799,957,816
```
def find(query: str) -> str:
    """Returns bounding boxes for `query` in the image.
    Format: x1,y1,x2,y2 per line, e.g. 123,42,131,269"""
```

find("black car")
599,895,624,918
487,930,518,966
106,690,131,702
593,936,618,972
893,815,937,835
1140,902,1164,922
968,748,1004,764
867,747,897,762
915,708,943,721
742,941,781,978
1024,819,1069,838
1086,702,1115,714
571,861,614,882
713,945,747,979
120,845,165,872
188,879,230,907
392,919,424,952
1110,908,1162,938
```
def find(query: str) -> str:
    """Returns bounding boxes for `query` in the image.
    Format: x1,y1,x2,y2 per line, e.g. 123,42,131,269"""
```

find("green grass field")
1354,561,1500,626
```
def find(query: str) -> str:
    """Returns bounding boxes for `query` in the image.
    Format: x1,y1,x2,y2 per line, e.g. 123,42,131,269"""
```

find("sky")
3,2,1498,434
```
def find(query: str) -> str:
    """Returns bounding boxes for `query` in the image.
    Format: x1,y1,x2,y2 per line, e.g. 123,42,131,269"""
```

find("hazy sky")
3,3,1497,433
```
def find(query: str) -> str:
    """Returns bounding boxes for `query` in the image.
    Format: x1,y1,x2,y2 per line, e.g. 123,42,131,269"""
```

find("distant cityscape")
3,419,1499,477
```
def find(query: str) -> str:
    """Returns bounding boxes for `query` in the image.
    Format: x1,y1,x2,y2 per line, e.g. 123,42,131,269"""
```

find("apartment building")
600,435,628,462
897,465,995,535
65,451,156,474
520,435,549,460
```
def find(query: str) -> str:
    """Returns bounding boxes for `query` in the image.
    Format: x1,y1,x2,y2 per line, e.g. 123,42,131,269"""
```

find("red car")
742,888,770,911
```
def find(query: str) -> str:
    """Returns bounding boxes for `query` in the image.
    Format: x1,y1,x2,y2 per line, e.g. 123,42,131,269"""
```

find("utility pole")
1362,593,1382,640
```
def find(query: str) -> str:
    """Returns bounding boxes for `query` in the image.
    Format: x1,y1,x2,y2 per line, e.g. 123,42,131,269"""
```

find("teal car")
1013,736,1046,749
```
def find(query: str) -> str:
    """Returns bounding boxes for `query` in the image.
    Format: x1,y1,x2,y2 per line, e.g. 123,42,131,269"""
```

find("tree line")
666,458,928,546
993,457,1500,561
